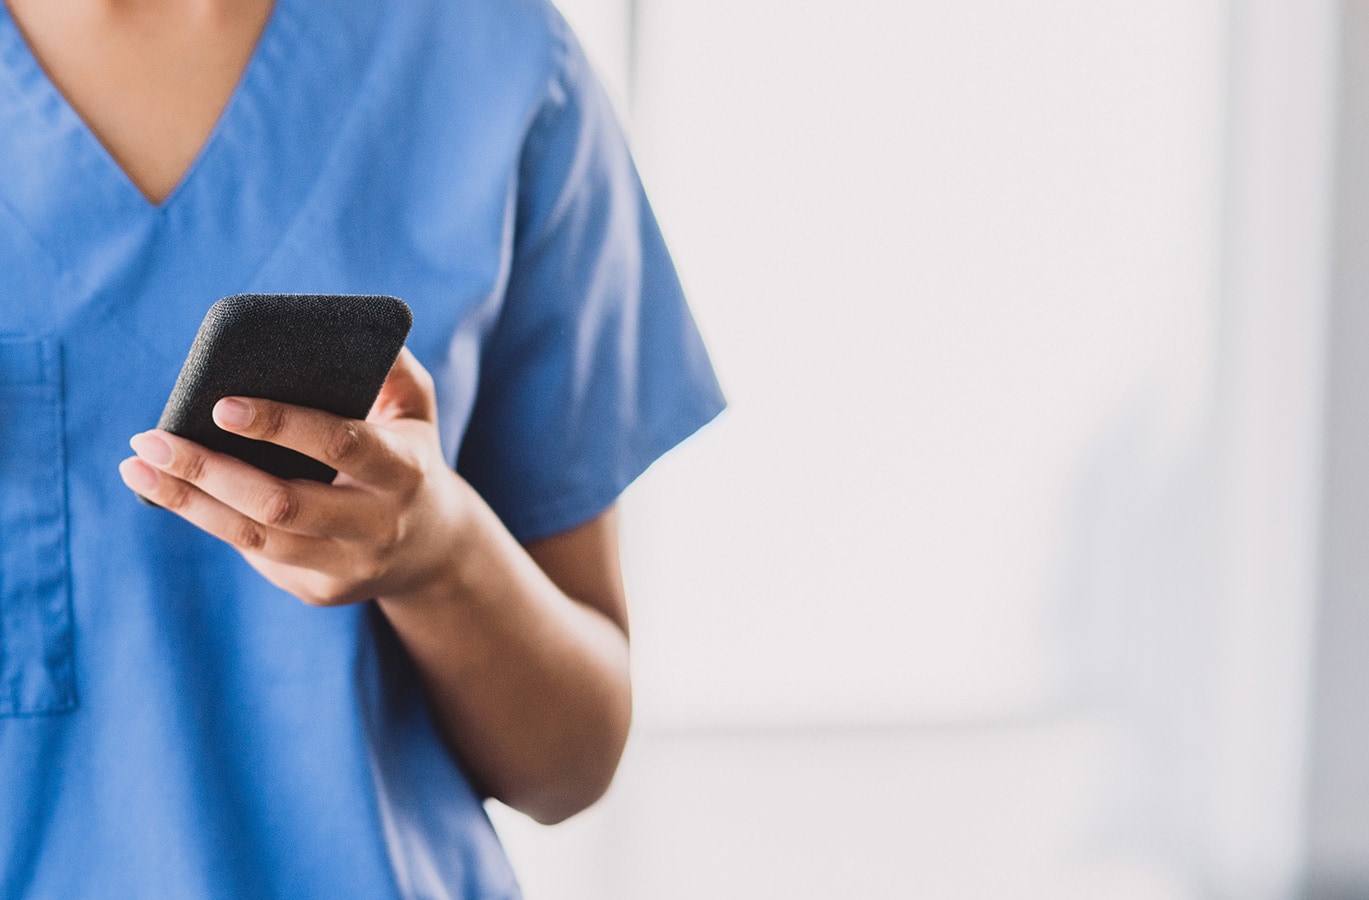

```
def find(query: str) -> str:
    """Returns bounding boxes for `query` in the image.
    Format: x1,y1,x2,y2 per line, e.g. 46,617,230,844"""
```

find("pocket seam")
0,338,77,717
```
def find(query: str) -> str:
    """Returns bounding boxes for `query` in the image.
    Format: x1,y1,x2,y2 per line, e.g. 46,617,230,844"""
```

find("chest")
0,0,543,465
3,0,274,204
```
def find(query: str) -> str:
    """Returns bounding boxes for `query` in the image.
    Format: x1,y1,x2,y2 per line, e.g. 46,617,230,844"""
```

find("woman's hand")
118,347,633,823
119,347,474,608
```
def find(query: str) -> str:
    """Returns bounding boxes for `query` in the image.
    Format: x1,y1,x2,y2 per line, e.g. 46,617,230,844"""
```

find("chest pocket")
0,337,75,715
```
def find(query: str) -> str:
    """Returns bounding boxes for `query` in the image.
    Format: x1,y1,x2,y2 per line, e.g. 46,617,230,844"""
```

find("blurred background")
487,1,1369,897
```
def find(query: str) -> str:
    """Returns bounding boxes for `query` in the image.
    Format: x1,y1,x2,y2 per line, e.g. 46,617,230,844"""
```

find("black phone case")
155,293,413,483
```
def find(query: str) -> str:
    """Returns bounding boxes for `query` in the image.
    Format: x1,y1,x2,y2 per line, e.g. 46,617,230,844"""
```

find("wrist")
374,478,512,675
380,474,500,612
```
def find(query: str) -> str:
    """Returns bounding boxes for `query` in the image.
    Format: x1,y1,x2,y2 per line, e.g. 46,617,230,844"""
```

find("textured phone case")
156,293,413,483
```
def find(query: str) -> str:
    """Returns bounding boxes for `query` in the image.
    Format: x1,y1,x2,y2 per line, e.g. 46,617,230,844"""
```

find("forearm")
121,364,635,825
377,483,632,825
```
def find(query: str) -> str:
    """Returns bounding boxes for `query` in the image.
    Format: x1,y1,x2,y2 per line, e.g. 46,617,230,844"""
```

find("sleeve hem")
501,392,726,543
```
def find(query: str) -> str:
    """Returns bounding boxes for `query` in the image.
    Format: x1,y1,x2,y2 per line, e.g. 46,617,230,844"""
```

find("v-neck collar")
0,0,291,214
0,0,386,323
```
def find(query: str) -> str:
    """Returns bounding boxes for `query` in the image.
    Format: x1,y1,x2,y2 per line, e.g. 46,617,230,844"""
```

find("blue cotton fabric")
0,0,724,896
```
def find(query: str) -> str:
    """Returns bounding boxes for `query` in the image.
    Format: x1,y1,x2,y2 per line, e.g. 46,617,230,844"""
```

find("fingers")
212,397,414,490
118,456,349,570
119,350,446,607
126,430,372,539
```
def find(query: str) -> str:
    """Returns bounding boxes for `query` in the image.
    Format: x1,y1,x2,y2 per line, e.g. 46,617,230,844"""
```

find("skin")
9,0,636,824
5,0,277,205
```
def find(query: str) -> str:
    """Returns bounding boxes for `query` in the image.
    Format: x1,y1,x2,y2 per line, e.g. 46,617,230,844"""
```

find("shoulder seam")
536,0,574,83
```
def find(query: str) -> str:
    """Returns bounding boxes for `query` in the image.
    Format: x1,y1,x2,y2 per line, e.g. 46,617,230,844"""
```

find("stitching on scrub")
0,343,78,716
508,31,581,265
0,193,79,291
249,2,568,293
242,8,406,290
52,343,77,710
472,26,584,390
507,392,726,542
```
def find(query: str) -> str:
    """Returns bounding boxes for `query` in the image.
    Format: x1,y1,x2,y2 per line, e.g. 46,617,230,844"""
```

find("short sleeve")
456,21,725,542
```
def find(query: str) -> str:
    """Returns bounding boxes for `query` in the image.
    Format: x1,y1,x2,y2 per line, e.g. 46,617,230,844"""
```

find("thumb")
368,347,438,424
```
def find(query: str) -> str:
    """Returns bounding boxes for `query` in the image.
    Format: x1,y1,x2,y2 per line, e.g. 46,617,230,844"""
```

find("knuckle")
233,520,268,552
161,478,194,511
258,403,288,440
325,421,363,467
178,450,207,484
259,486,298,528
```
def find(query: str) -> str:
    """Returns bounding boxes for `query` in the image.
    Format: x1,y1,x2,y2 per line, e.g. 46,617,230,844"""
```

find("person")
0,0,723,896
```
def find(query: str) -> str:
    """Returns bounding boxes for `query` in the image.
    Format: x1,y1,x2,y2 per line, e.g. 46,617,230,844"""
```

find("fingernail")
129,432,173,467
215,398,254,429
119,457,159,492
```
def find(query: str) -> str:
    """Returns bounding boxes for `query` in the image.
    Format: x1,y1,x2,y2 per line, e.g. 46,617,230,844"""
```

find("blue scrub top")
0,0,724,896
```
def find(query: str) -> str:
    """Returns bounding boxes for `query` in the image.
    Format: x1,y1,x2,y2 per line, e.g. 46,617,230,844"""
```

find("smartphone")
154,293,413,483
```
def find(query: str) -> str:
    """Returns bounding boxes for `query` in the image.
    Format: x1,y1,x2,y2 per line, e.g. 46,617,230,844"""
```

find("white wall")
490,2,1337,897
625,0,1224,730
1305,2,1369,894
